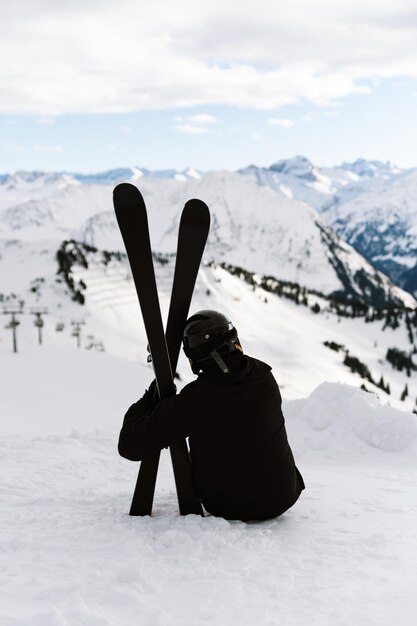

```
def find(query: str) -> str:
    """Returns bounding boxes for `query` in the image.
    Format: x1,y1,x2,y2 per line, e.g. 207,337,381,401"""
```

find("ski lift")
5,319,20,329
55,323,65,332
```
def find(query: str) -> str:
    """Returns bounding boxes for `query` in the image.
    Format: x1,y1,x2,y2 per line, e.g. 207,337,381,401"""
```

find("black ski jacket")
118,353,305,521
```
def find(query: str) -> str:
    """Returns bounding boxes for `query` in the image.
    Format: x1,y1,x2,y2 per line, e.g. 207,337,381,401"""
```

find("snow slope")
0,184,112,240
0,171,79,212
1,238,416,411
1,344,416,626
239,157,417,297
1,170,414,307
323,169,417,295
240,156,407,214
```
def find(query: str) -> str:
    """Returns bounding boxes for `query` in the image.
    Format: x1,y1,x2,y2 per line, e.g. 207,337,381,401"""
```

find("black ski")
113,183,210,516
154,198,210,516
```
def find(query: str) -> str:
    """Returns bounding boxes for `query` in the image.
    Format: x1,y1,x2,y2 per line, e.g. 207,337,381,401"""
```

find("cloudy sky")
1,0,417,172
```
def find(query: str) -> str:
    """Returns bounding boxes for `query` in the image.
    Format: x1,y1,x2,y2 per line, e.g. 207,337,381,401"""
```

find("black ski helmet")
183,310,239,374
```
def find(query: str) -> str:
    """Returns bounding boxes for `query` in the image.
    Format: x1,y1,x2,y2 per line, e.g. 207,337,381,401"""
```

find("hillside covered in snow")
0,162,417,412
240,156,417,297
0,166,415,308
1,235,417,412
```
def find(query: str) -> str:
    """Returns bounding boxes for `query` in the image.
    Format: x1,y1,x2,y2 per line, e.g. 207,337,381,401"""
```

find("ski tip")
113,182,140,196
184,198,209,209
113,183,146,212
183,198,210,219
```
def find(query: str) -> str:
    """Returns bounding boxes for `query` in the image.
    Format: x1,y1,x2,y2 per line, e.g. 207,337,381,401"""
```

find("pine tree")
378,375,387,392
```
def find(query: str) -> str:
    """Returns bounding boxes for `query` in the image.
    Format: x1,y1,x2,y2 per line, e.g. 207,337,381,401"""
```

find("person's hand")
140,379,177,412
141,379,158,409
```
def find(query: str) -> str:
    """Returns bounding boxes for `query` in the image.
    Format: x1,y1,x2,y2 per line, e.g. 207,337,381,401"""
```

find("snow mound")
285,382,417,460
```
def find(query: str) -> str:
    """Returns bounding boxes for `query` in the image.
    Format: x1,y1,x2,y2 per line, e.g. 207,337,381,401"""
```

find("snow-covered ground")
1,339,417,626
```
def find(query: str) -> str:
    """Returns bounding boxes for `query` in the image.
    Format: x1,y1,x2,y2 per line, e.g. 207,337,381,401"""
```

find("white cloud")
120,125,133,133
268,118,295,128
174,112,218,134
36,117,56,125
3,141,24,152
1,1,417,114
175,124,210,135
187,114,218,125
33,144,63,153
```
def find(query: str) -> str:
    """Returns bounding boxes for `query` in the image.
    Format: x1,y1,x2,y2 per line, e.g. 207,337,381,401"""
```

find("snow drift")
285,382,417,460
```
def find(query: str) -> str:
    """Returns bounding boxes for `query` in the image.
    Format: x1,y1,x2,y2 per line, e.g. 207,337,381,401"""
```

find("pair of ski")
113,183,210,516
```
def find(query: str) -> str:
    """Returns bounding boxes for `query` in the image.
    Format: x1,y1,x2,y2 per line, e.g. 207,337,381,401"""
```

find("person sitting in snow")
118,310,305,521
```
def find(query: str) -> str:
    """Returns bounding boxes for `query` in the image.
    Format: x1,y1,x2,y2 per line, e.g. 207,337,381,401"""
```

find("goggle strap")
209,350,230,374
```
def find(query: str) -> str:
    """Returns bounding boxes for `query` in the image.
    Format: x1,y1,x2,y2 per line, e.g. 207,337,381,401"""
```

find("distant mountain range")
0,157,416,305
239,157,417,296
0,166,202,190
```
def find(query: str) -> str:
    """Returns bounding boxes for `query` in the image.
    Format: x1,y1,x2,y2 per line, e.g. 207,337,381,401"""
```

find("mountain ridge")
1,160,416,306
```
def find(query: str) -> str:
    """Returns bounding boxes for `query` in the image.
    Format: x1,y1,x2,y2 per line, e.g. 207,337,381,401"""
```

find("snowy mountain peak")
72,167,143,186
0,167,204,191
0,170,77,191
340,159,402,179
71,167,202,185
185,167,202,180
268,156,318,181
